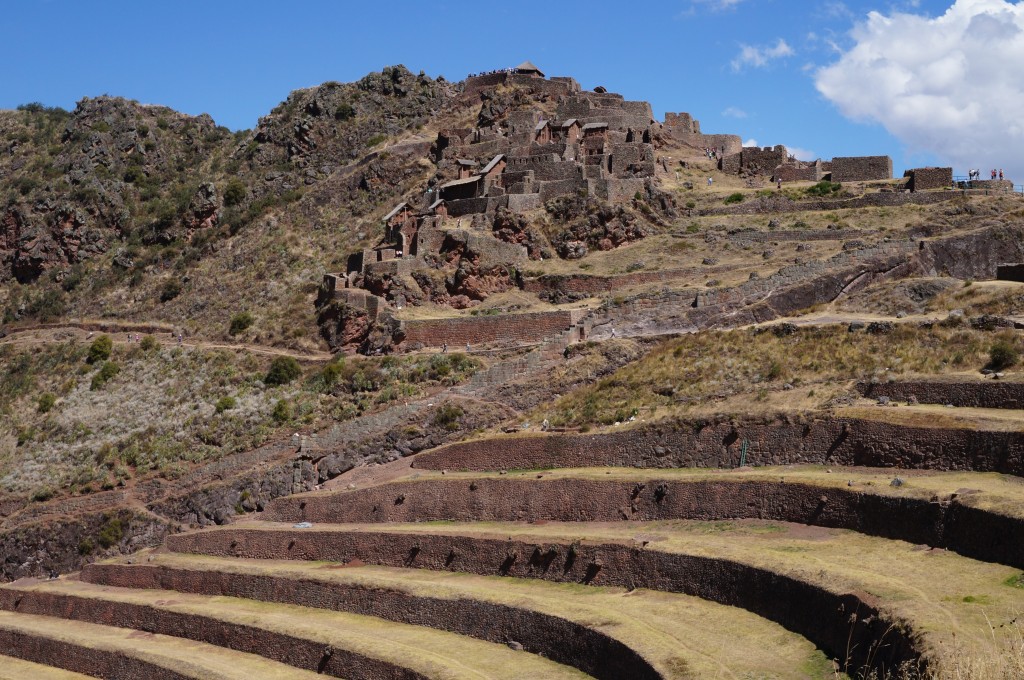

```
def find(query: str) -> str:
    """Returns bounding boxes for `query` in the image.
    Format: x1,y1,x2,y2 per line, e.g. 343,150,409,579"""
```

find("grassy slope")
10,578,589,680
241,519,1024,674
0,337,478,496
120,551,835,679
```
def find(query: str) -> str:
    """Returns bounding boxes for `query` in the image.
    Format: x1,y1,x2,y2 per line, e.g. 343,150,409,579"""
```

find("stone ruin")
718,146,895,185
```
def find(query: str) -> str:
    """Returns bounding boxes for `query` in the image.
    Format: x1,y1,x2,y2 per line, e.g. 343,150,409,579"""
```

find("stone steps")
0,609,325,679
163,518,1024,675
262,465,1024,569
81,552,831,679
0,576,586,680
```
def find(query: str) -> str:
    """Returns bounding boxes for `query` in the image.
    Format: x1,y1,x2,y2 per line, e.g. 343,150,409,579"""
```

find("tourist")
1000,169,1004,181
777,178,782,190
441,342,447,353
707,177,713,187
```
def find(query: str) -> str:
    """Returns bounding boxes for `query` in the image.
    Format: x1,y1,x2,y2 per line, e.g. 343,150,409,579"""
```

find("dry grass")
0,609,322,679
9,578,589,679
252,519,1024,677
350,464,1024,521
529,324,1018,429
0,654,92,679
0,340,479,496
112,551,835,679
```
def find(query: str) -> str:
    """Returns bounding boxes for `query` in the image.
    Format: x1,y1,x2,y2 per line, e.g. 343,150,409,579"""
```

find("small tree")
265,356,301,386
90,361,120,390
160,280,182,303
989,341,1019,371
215,396,237,413
37,393,56,413
87,335,113,364
229,311,254,336
223,179,247,207
272,399,292,423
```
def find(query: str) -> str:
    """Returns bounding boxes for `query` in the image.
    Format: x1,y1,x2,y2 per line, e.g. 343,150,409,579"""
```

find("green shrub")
90,361,120,390
334,103,355,121
432,403,464,431
320,362,344,388
988,341,1019,371
97,517,123,549
78,538,94,555
229,311,254,336
160,279,182,302
87,335,113,364
265,356,301,386
140,335,159,351
806,181,842,197
215,396,237,413
223,179,247,207
272,399,292,423
366,134,387,147
30,486,54,502
724,193,744,205
37,393,56,413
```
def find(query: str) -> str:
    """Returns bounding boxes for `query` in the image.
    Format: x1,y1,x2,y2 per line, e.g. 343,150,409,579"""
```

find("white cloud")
785,145,817,161
731,39,795,72
816,0,1024,180
722,106,748,118
692,0,745,10
743,138,759,147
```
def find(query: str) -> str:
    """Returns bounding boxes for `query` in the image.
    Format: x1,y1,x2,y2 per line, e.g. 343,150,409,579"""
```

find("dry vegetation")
0,338,478,497
305,519,1024,678
125,551,836,679
531,324,1020,429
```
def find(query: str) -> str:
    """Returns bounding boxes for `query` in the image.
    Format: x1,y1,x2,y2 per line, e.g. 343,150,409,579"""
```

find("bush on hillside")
265,356,301,386
806,181,842,197
87,335,113,364
229,311,254,336
37,393,56,413
90,361,120,390
988,341,1019,371
272,399,292,424
214,396,237,413
724,193,744,205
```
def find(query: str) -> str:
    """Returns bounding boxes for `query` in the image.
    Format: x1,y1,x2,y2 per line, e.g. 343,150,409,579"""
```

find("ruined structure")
717,146,894,184
830,155,893,182
662,112,742,156
904,167,952,192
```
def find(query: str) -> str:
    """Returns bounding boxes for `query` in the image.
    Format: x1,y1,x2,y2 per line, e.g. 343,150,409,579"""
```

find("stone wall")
507,193,542,212
904,167,952,192
414,415,1024,476
169,526,922,677
523,269,697,297
399,310,578,348
831,156,892,182
719,146,787,177
998,264,1024,283
857,379,1024,409
83,563,654,680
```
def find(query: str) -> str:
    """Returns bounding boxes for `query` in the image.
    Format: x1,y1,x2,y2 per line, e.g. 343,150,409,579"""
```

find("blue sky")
3,0,1019,178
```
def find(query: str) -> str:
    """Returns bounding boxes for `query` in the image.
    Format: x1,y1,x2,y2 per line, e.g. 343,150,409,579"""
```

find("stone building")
831,156,892,182
904,167,952,192
662,112,742,156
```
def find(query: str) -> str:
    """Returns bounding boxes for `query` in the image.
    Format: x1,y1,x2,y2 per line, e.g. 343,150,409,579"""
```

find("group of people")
467,67,523,78
703,147,719,159
967,169,1005,181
